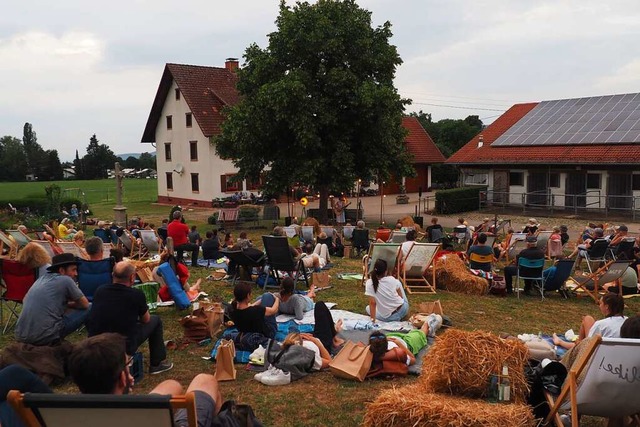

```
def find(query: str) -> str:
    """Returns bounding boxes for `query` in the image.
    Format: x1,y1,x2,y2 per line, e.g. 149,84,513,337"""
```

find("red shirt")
167,220,189,246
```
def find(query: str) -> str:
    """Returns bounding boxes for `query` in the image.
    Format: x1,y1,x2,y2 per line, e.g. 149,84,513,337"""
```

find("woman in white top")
365,259,409,322
553,292,627,350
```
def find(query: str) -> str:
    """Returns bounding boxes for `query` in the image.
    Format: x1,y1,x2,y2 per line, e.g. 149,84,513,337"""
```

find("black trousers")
128,315,166,367
313,301,337,353
175,243,199,267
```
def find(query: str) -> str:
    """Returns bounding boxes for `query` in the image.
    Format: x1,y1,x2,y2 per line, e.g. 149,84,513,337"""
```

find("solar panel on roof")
493,93,640,146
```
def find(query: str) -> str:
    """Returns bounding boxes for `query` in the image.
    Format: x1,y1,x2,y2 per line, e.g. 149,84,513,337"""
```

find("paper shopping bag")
312,271,330,288
202,302,225,339
329,341,373,382
418,300,444,316
214,339,237,381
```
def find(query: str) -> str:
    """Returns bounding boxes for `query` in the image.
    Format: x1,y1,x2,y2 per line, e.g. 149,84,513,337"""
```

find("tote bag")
329,341,373,382
214,339,237,381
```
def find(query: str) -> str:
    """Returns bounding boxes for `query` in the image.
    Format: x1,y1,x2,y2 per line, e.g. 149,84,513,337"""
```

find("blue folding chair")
515,257,545,299
541,259,575,300
77,258,114,301
93,228,111,243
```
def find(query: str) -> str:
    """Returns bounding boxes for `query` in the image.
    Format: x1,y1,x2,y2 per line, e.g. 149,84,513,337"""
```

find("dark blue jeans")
0,365,52,427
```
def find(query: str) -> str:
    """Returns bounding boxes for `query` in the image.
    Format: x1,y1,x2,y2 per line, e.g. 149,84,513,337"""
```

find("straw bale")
434,254,488,295
364,385,535,427
419,329,530,403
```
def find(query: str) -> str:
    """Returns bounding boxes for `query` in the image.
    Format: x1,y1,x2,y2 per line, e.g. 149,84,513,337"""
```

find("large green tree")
0,136,28,181
214,0,413,223
138,152,157,170
81,134,118,179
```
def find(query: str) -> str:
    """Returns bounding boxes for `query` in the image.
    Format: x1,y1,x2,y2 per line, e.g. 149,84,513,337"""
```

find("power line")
411,101,506,112
406,95,511,108
402,91,515,104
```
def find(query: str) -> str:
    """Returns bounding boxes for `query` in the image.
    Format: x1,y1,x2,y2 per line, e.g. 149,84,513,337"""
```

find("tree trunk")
318,185,330,225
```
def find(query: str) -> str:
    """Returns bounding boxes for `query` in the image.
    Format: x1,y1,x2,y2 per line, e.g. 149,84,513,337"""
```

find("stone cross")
113,162,127,225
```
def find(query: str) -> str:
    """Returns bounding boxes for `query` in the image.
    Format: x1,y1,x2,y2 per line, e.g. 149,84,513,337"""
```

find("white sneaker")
253,365,276,382
260,368,291,386
426,314,443,338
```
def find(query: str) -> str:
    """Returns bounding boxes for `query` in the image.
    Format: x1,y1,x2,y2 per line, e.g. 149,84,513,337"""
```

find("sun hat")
47,253,80,272
525,235,538,243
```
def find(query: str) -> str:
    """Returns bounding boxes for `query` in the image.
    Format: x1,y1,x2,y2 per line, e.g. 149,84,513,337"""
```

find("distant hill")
117,152,156,159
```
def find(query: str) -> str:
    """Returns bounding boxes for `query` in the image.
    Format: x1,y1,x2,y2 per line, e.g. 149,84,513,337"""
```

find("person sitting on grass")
230,282,280,351
365,259,409,323
553,292,627,350
152,246,202,302
368,313,442,368
277,277,315,320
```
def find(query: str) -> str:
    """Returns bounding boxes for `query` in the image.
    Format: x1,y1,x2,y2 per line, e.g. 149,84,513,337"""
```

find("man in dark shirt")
87,261,173,375
503,235,545,295
467,233,494,272
201,230,221,261
168,211,199,267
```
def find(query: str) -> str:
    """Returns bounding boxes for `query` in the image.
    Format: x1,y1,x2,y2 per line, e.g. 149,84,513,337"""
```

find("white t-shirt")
588,316,628,338
401,241,415,258
387,341,411,365
302,340,323,371
365,276,404,319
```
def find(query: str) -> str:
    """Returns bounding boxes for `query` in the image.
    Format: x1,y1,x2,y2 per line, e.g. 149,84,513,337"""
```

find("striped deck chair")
570,260,631,303
57,242,86,259
361,242,401,287
43,224,59,240
6,230,32,249
32,240,58,259
401,242,440,294
139,230,162,258
535,230,553,257
0,231,18,259
218,208,239,226
301,226,314,243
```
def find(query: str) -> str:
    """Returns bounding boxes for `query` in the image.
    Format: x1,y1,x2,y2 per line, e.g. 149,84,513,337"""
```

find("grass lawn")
2,225,639,426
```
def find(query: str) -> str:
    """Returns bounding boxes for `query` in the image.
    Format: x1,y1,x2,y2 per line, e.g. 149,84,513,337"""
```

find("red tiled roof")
447,102,640,165
141,63,239,142
402,117,446,164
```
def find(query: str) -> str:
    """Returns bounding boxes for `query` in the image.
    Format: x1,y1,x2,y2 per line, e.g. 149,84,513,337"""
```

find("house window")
220,174,241,192
246,175,263,191
189,141,198,161
633,175,640,191
191,173,199,193
549,173,560,188
166,172,173,191
175,88,180,100
463,172,488,186
166,115,172,130
509,172,524,187
587,173,601,189
164,143,172,161
186,113,192,128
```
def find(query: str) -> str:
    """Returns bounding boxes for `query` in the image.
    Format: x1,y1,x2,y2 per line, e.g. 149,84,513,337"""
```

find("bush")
238,205,260,220
435,186,487,214
0,194,49,214
208,212,219,225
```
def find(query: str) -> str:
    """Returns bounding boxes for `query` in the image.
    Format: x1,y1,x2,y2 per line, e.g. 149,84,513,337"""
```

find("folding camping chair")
301,226,314,243
56,242,85,259
93,228,111,243
77,258,114,301
262,235,309,289
541,259,575,300
515,257,545,299
0,231,19,259
468,253,495,271
570,260,631,303
544,336,640,427
8,390,198,427
352,228,370,257
221,248,266,287
6,229,32,249
609,238,635,261
400,242,440,294
139,230,162,258
361,242,401,287
581,238,611,273
0,259,37,334
389,231,407,243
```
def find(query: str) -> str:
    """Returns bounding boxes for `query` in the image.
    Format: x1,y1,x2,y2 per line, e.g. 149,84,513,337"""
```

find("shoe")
260,368,290,386
426,314,443,338
149,360,174,375
254,365,276,382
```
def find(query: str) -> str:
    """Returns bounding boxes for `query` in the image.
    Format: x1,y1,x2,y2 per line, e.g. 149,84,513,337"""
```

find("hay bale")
434,254,488,295
420,329,530,403
364,385,535,427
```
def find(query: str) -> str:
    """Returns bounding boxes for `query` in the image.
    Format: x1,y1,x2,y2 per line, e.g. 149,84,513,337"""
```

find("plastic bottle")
500,364,511,402
487,373,499,403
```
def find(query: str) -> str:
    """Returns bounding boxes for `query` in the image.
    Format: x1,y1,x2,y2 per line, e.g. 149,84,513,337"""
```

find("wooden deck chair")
535,230,553,255
139,230,162,257
361,242,401,287
0,230,19,259
262,235,308,289
484,235,496,248
218,208,239,226
301,226,314,242
342,225,355,242
320,226,335,240
506,236,528,263
43,224,59,240
494,219,511,237
119,230,141,259
32,240,58,259
56,242,86,259
6,230,32,249
544,336,640,427
102,242,113,259
570,260,631,303
8,390,198,427
401,242,440,294
389,231,407,243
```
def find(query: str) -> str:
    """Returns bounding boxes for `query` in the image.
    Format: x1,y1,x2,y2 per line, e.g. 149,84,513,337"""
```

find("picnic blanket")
337,273,363,281
276,307,413,332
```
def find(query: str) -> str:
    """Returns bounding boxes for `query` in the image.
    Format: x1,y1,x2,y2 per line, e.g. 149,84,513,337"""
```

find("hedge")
435,186,487,214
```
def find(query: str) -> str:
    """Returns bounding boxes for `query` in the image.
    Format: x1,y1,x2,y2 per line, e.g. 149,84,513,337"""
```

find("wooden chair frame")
400,242,440,294
361,242,401,287
0,230,18,259
570,260,631,303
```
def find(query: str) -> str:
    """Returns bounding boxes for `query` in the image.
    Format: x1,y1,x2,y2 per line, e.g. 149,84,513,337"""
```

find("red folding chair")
1,260,37,334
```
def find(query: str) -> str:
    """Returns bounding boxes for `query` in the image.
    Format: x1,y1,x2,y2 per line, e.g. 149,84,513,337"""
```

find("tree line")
0,123,156,182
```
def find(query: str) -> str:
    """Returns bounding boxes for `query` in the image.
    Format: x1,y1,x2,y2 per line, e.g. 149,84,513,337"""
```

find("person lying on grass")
278,277,315,321
552,292,627,350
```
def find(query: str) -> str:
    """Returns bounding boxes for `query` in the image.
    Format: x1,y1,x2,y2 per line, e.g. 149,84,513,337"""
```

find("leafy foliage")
214,0,413,222
0,136,28,181
435,186,487,214
77,134,118,179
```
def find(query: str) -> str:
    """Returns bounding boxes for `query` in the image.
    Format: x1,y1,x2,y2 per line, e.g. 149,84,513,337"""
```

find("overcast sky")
1,0,639,161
